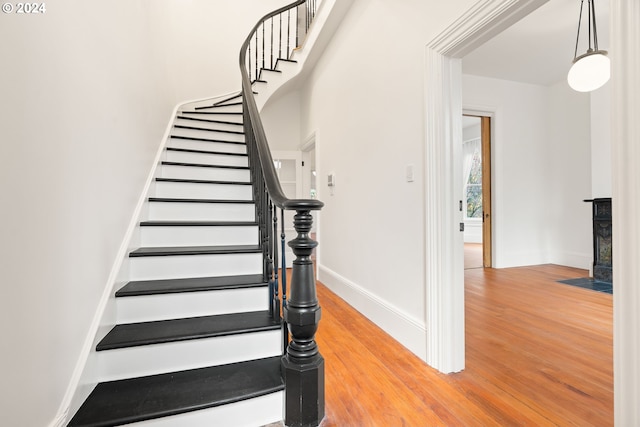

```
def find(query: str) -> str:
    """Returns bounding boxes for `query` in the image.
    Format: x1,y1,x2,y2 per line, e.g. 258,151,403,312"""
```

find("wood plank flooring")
314,264,613,426
464,243,483,270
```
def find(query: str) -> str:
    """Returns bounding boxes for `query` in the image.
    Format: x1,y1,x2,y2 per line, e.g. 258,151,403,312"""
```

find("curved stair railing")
240,1,324,426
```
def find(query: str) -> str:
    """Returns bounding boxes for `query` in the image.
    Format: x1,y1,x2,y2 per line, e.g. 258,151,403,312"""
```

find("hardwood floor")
314,264,613,426
464,243,483,270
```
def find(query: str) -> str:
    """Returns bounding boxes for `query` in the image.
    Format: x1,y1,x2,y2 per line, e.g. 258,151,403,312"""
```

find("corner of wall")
317,264,428,360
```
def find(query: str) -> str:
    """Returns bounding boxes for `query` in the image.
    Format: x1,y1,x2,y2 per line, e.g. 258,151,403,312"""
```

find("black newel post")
282,206,324,427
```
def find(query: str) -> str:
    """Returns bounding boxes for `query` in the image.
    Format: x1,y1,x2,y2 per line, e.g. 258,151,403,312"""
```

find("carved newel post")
282,203,324,427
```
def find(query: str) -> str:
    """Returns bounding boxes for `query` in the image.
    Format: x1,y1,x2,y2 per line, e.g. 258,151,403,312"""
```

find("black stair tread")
67,356,283,427
169,135,246,145
180,111,243,116
140,220,258,226
129,244,261,257
214,101,244,107
195,101,243,110
260,68,283,73
96,310,279,351
212,93,242,106
176,115,244,126
148,197,254,204
116,274,267,297
155,177,251,185
161,161,249,170
166,147,247,157
174,124,245,135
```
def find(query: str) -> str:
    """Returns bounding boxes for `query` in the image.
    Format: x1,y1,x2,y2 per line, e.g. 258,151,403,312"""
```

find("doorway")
300,134,318,263
272,150,303,268
462,114,492,269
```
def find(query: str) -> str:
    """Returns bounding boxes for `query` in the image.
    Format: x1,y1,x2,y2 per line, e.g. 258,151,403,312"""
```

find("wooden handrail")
239,0,323,212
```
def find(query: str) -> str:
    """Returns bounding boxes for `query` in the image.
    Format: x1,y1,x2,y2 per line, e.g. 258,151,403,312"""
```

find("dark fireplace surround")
585,198,612,284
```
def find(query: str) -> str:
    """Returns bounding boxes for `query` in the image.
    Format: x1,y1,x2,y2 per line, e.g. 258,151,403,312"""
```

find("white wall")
463,75,552,267
296,0,476,359
262,91,303,151
546,80,592,269
464,222,483,244
0,1,288,426
463,123,481,141
462,74,592,269
152,1,288,102
0,5,171,426
590,82,612,198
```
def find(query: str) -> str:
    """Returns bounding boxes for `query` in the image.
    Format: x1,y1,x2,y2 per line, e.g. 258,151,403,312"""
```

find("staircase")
68,98,286,427
67,1,335,425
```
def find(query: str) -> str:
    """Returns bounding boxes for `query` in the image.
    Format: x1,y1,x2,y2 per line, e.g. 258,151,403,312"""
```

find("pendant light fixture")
567,0,610,92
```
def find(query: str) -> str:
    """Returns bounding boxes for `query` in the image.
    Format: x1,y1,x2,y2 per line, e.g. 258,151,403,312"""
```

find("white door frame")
423,0,550,375
425,0,640,423
610,1,640,424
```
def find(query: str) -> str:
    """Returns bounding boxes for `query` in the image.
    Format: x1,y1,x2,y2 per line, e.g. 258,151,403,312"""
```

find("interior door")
481,116,492,268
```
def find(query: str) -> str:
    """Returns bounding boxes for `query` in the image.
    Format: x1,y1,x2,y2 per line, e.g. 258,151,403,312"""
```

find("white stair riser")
159,164,250,182
181,98,240,110
165,151,248,167
97,330,281,382
174,118,244,133
172,127,245,143
154,181,252,200
168,138,246,154
178,112,243,124
130,391,283,427
129,253,262,281
140,225,259,247
117,287,269,323
148,202,255,222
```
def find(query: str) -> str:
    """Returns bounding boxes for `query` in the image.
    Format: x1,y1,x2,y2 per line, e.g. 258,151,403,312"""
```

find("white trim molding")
300,131,316,152
430,0,548,58
318,265,428,360
424,49,465,373
423,0,549,374
611,1,640,425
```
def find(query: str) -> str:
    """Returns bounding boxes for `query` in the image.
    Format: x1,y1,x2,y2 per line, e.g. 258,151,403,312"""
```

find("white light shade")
568,51,611,92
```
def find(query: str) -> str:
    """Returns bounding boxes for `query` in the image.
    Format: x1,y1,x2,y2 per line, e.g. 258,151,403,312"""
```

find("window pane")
466,184,482,218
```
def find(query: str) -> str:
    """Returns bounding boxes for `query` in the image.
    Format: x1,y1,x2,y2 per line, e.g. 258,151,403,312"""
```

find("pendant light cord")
591,0,599,51
574,0,585,60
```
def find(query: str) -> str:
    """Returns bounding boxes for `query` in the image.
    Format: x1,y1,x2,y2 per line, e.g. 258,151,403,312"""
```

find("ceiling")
462,0,610,87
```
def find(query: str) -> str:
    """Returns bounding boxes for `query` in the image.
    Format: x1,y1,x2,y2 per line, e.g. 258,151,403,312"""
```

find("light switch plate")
406,165,414,182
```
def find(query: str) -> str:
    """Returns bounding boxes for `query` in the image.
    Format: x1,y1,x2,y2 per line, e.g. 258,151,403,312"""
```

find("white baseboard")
493,250,549,269
550,251,592,271
317,265,427,360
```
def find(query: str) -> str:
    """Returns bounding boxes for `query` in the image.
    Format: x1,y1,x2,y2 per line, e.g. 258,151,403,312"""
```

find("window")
465,144,482,219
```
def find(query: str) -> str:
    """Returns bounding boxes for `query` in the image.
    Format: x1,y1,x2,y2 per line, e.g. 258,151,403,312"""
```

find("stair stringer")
52,92,243,427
